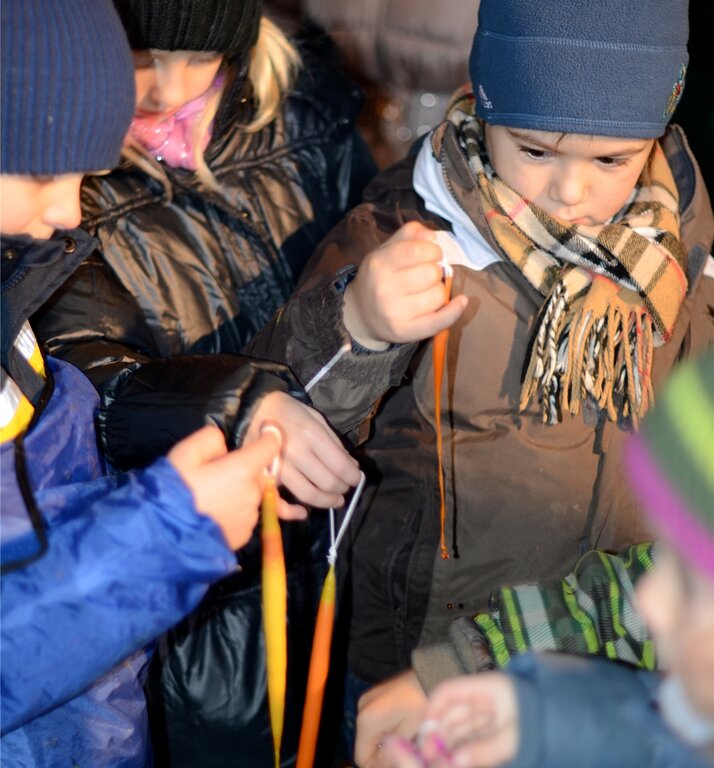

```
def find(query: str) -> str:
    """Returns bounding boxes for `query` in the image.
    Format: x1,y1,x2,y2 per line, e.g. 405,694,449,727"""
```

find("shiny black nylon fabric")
35,59,369,372
31,58,373,766
146,516,330,768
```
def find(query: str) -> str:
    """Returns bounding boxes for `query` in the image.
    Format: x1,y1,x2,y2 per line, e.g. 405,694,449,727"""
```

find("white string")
327,471,366,566
259,423,284,478
305,342,351,393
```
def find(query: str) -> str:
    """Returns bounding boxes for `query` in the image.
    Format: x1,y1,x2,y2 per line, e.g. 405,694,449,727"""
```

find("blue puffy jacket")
1,230,236,766
507,653,711,768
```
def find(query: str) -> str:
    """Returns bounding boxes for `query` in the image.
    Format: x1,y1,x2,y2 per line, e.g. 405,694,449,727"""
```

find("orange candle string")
295,472,365,768
295,564,336,768
433,271,453,560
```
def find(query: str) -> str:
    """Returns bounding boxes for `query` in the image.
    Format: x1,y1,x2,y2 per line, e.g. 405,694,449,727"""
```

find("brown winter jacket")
247,122,714,683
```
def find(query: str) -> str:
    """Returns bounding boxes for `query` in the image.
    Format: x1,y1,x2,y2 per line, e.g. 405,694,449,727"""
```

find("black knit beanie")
113,0,263,54
1,0,136,175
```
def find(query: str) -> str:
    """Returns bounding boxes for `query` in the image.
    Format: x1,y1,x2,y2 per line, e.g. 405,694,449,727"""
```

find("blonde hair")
123,17,301,195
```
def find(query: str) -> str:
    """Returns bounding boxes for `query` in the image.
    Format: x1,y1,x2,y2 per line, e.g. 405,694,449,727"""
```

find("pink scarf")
129,75,224,170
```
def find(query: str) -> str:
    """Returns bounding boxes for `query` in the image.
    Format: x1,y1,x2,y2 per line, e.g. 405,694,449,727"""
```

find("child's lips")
134,108,178,120
566,215,592,225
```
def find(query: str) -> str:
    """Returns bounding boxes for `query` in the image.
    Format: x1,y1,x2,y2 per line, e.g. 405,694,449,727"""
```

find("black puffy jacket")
32,56,375,768
34,57,374,465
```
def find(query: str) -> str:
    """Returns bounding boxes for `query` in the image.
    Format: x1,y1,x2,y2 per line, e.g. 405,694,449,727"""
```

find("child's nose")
552,165,588,207
44,178,83,231
150,62,189,111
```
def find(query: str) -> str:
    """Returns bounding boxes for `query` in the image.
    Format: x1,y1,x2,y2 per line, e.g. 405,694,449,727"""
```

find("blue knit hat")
470,0,689,138
1,0,136,175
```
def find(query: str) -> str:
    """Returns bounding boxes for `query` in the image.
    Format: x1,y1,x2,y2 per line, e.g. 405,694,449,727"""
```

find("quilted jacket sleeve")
245,154,447,436
97,355,307,470
33,256,308,470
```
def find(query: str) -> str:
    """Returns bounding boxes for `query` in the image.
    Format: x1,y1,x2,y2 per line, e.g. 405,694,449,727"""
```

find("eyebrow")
506,129,650,157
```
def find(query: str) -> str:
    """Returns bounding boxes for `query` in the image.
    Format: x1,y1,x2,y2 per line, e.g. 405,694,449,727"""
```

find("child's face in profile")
636,547,714,719
0,175,84,239
132,50,223,120
484,125,654,226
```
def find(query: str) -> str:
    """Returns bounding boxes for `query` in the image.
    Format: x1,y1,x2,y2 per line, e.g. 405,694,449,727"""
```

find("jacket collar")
1,228,97,364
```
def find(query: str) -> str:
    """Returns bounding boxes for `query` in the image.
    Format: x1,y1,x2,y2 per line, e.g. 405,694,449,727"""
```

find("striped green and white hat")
627,350,714,581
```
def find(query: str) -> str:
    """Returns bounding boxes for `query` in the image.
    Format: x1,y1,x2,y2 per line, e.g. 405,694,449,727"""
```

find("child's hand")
416,672,519,768
355,669,428,768
168,425,303,550
244,392,362,512
342,222,468,350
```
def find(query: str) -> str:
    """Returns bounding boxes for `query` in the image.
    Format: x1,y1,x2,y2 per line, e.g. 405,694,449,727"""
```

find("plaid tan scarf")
449,93,688,426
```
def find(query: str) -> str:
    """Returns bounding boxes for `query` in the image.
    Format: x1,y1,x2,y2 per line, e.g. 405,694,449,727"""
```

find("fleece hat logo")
627,351,714,582
470,0,689,138
1,0,136,175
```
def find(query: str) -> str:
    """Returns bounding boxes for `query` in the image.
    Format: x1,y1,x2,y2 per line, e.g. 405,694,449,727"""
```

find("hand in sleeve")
342,222,468,350
355,669,428,768
168,425,305,550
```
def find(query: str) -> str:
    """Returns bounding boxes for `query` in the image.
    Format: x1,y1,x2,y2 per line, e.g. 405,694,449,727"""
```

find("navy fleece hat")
1,0,136,175
470,0,689,138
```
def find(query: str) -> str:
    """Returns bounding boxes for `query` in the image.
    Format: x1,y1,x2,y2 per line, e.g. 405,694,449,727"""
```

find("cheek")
0,190,35,236
675,619,714,718
635,565,681,667
491,154,543,201
186,65,222,101
133,71,154,108
596,163,647,217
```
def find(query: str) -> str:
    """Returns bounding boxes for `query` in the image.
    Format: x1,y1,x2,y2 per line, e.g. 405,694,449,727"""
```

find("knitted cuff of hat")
114,0,263,54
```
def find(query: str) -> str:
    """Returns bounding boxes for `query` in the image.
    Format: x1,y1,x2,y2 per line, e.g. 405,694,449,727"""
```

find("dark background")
671,0,714,197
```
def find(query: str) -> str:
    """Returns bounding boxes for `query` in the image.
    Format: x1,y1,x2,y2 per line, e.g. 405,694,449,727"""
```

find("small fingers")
388,221,437,246
284,448,353,495
276,497,308,521
279,461,345,509
396,261,447,296
383,737,426,768
283,419,361,489
169,425,227,468
450,735,516,768
389,293,468,343
373,239,444,274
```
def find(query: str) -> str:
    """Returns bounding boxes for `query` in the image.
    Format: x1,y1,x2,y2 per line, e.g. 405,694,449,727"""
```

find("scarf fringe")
520,277,656,427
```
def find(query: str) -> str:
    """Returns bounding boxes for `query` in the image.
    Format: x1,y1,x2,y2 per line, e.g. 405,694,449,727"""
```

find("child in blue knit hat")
243,0,714,762
0,1,308,765
383,351,714,768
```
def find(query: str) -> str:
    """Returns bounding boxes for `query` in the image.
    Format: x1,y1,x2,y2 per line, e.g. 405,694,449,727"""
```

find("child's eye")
190,53,222,66
596,156,630,168
518,145,551,161
132,51,157,69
